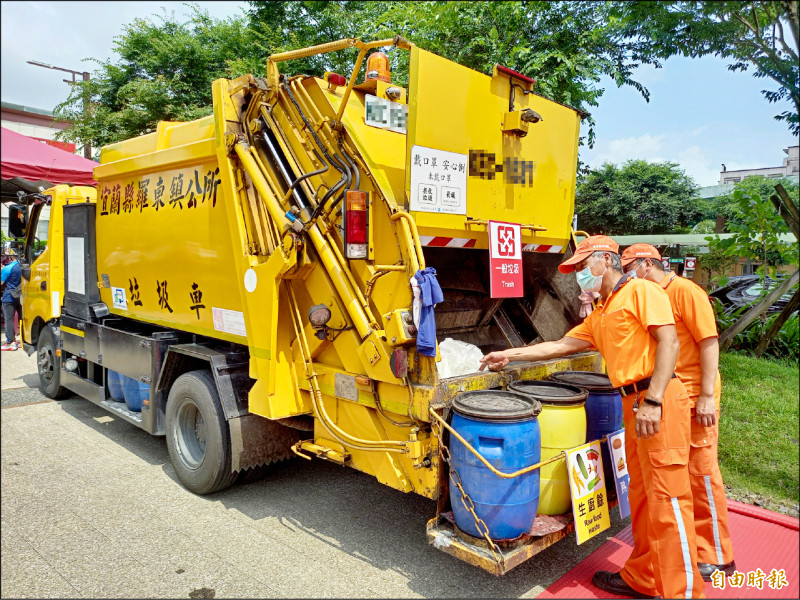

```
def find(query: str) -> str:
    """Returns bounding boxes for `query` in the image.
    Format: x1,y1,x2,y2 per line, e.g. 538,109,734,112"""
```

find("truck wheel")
37,326,69,399
165,370,237,495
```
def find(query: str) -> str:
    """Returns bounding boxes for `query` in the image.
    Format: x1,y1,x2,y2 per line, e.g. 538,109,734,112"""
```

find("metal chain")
432,416,506,572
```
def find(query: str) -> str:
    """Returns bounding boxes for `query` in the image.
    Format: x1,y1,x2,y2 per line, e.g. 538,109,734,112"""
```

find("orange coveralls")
567,276,705,598
661,272,734,566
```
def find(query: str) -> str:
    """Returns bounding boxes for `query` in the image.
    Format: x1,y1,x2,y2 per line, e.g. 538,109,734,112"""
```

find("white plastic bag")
437,338,485,379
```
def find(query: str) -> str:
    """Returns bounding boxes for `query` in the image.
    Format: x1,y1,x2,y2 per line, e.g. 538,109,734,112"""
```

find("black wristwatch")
643,397,662,407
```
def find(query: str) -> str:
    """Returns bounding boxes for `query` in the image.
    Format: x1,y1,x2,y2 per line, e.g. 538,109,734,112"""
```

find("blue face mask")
575,257,605,292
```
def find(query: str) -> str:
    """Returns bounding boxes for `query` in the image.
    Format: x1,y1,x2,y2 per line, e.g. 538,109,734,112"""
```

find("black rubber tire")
165,370,237,495
37,325,69,399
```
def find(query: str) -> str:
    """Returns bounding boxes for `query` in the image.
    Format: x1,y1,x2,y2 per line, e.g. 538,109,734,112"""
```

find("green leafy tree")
246,1,391,78
700,245,740,288
247,1,665,147
611,1,800,135
711,175,799,229
706,188,797,286
575,160,703,235
53,4,278,151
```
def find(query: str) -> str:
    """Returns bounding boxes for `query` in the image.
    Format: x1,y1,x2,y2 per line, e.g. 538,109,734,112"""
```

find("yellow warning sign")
566,441,611,544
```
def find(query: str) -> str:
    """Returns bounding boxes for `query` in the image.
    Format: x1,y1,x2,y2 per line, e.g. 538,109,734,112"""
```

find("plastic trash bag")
437,338,485,379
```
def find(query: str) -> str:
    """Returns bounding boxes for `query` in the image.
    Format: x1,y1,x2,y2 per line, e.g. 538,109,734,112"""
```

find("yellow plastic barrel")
507,380,588,515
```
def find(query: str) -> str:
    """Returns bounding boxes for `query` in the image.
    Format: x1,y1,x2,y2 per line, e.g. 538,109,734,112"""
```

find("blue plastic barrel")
122,376,148,412
548,371,622,485
449,390,542,540
107,370,125,402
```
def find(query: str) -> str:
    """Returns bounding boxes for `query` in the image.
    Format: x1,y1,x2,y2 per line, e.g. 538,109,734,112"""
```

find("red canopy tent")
1,126,97,189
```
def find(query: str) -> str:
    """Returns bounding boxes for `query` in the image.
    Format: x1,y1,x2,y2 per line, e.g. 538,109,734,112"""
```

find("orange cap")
621,243,662,267
558,235,620,273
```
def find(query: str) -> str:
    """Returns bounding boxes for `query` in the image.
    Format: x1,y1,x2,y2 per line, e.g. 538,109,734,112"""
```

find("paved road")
1,349,628,599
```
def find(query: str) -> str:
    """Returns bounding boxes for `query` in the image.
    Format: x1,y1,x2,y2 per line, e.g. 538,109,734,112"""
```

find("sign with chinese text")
606,428,631,520
567,441,611,544
488,220,523,298
409,145,468,214
685,256,696,270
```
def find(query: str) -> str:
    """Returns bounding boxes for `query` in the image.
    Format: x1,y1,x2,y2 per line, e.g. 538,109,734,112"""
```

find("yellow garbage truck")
19,37,602,574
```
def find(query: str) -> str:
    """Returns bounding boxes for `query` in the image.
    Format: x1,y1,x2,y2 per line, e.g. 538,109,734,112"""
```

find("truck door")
20,194,58,346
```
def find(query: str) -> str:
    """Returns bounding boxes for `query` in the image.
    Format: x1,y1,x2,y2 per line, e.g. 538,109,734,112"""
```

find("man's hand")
695,394,717,427
635,401,661,439
479,351,509,372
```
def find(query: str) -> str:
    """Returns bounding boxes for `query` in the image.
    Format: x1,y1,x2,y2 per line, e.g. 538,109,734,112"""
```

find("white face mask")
629,260,647,280
575,256,606,292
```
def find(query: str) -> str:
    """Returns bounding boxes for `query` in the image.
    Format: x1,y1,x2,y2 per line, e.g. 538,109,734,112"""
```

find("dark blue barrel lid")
507,380,588,406
547,370,616,391
453,390,542,421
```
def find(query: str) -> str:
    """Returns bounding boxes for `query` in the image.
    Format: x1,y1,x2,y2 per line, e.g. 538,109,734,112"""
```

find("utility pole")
27,60,92,160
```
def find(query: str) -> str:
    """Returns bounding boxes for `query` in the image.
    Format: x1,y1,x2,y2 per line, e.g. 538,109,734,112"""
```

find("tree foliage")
611,1,800,135
574,160,702,235
53,4,278,151
52,1,799,156
706,188,797,284
248,0,662,147
710,175,799,228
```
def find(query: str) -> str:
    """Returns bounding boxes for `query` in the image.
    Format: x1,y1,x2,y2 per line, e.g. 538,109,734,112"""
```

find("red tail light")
345,190,368,259
324,71,348,89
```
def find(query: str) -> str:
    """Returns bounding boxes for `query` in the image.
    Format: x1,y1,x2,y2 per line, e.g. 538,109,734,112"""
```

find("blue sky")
580,55,797,187
2,1,796,187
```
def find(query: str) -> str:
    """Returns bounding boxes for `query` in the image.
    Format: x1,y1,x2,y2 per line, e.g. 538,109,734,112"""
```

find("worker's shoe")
1,342,18,351
591,570,658,598
698,560,736,581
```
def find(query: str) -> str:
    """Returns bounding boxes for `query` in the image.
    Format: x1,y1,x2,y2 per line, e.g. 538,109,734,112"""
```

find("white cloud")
590,133,666,166
583,134,725,186
676,145,720,187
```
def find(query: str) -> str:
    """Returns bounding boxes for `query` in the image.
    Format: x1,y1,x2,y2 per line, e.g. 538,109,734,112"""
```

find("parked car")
709,275,793,315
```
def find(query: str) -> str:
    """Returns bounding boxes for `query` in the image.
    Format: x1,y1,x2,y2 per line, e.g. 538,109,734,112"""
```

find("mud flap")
229,412,300,472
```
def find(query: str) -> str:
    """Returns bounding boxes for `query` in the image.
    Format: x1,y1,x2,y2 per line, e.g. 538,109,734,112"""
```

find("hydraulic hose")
283,78,346,189
284,281,408,452
283,78,357,218
340,142,360,190
259,128,308,211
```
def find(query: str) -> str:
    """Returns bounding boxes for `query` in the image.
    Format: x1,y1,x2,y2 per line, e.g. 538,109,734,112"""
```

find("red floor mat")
538,500,799,599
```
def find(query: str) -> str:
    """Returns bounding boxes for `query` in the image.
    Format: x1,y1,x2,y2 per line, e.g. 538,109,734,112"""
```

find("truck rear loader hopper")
19,37,602,575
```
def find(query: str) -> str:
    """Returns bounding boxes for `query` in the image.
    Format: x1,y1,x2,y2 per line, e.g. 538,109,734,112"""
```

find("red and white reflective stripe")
522,244,563,253
419,236,477,248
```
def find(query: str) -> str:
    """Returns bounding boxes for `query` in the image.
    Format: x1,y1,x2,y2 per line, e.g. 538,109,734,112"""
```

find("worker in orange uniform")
621,243,735,581
480,235,704,599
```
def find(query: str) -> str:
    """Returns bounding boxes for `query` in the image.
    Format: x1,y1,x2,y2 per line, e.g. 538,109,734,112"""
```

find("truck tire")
37,326,69,399
165,369,237,495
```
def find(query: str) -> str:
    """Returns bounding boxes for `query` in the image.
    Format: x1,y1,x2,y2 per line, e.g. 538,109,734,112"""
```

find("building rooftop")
696,184,735,199
1,101,55,117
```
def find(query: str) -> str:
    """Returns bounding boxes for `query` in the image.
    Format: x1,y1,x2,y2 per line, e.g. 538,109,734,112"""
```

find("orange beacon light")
365,52,391,83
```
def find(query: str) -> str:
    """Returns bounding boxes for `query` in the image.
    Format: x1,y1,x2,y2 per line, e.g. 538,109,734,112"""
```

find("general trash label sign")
606,428,631,520
488,220,523,298
567,441,611,544
685,256,696,270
